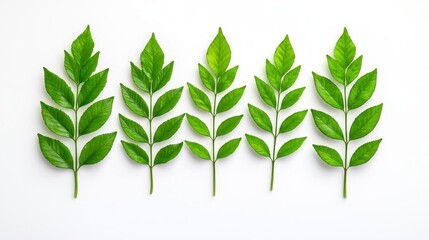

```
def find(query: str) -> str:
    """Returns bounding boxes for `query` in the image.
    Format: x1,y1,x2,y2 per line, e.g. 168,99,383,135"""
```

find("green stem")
149,166,153,194
343,168,347,198
270,161,275,191
212,161,216,196
270,90,281,191
149,88,154,195
343,81,349,199
74,170,78,198
73,83,80,198
212,92,217,196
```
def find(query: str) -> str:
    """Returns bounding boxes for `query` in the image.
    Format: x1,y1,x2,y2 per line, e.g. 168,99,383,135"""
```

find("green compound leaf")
79,132,117,166
255,76,276,108
186,114,211,137
279,110,308,134
217,138,241,160
348,69,377,110
140,33,164,80
266,60,281,90
274,35,295,75
198,63,215,92
41,102,74,138
346,55,363,85
349,104,383,140
277,137,306,159
217,66,238,93
248,104,272,133
130,62,150,93
334,27,356,69
119,114,148,143
121,83,148,118
153,114,185,143
153,87,183,117
245,134,270,158
246,35,305,191
313,72,344,110
206,27,231,78
43,67,75,109
78,69,108,107
313,144,343,167
311,109,344,140
185,141,211,160
79,97,114,136
327,55,345,85
121,33,184,194
216,115,243,137
187,29,244,196
154,142,183,165
311,28,382,198
216,86,245,114
38,134,74,169
121,141,149,165
281,87,305,110
39,25,115,198
187,82,212,113
281,65,301,92
349,139,382,167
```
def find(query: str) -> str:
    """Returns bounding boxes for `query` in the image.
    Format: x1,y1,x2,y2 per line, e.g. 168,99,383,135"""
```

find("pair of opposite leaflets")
38,26,382,199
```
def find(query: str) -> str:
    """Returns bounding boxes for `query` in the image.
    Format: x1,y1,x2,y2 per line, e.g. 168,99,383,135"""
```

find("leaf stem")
270,89,282,191
343,168,347,198
211,91,217,196
149,86,154,195
212,161,216,196
149,166,154,194
270,161,275,191
73,170,78,198
343,80,349,198
73,83,80,198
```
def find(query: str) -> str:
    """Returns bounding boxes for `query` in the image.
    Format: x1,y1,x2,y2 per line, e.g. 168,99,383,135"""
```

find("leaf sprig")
120,33,184,194
311,28,383,198
38,26,116,198
245,35,307,191
186,28,245,196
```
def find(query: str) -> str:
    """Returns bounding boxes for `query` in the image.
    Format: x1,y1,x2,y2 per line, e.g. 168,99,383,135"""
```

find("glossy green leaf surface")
119,114,148,143
79,97,114,136
206,28,231,78
185,141,211,160
248,104,272,133
154,143,183,165
216,86,245,114
38,134,74,169
121,141,149,164
277,137,306,159
311,109,344,140
313,144,343,167
245,134,271,158
41,102,74,138
79,132,117,166
349,139,382,167
349,104,383,140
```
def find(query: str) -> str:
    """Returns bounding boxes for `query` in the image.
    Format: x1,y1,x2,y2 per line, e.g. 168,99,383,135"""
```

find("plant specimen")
245,35,307,191
38,26,116,198
311,28,383,198
185,28,245,196
120,33,184,194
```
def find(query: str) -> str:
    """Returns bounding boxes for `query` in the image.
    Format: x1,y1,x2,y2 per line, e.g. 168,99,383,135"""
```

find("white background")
0,0,428,239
